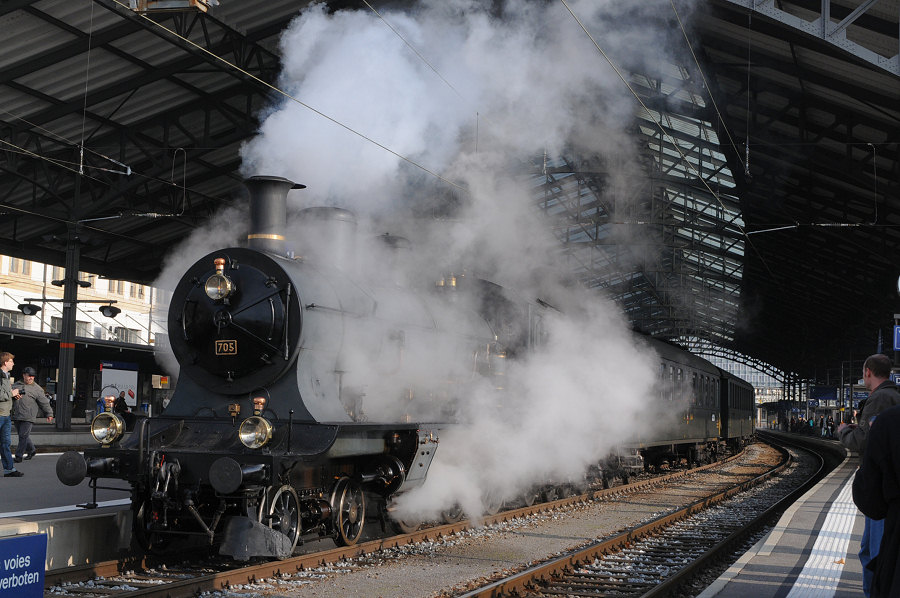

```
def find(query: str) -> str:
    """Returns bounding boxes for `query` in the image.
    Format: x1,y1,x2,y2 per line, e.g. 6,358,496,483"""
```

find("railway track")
458,434,836,598
44,440,814,598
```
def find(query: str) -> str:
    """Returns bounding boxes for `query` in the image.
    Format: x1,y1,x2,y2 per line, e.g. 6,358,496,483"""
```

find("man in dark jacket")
0,351,22,477
838,353,900,596
853,403,900,597
12,366,54,462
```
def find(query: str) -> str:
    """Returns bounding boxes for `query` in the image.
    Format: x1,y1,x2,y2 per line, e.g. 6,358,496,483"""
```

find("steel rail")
43,450,749,597
457,440,797,597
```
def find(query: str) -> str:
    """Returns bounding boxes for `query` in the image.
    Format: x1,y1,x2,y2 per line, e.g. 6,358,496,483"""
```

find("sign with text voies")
0,534,47,598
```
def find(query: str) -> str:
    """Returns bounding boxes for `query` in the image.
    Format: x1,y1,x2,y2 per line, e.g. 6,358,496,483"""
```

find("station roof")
0,0,898,382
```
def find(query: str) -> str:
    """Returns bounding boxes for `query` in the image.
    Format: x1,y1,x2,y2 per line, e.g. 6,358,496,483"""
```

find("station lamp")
99,304,121,318
17,299,120,318
52,279,92,288
17,303,41,316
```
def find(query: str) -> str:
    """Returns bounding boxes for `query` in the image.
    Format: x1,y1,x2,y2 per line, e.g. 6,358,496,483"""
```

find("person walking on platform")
0,352,23,477
852,403,900,597
838,353,900,597
113,391,129,416
12,366,54,462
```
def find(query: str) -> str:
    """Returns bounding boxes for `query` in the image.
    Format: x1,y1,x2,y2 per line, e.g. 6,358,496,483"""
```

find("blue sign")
892,373,900,385
808,399,819,408
843,388,870,400
810,386,837,401
895,326,900,351
0,534,46,597
100,361,138,371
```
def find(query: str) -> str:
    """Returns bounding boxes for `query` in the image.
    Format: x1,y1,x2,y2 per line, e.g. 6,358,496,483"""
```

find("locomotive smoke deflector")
245,175,305,254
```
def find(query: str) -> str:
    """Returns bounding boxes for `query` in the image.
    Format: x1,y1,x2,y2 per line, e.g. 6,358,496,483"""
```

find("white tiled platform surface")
699,445,864,598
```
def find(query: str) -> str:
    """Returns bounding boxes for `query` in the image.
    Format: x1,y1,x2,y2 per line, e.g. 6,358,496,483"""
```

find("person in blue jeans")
0,351,23,477
853,404,900,597
838,354,900,596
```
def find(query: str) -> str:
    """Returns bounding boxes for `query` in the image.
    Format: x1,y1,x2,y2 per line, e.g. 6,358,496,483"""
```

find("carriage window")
668,366,675,401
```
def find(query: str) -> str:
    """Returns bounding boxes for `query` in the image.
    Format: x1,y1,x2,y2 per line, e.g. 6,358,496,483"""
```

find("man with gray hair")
838,353,900,597
12,366,54,462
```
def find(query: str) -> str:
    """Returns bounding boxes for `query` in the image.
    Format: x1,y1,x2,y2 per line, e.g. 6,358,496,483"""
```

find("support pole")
56,226,81,431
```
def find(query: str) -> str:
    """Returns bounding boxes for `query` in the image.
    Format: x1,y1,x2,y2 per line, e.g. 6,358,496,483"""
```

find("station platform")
699,436,865,598
0,422,132,570
9,419,94,454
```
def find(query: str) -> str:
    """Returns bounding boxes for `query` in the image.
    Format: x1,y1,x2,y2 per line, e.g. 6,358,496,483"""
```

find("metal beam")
719,0,900,75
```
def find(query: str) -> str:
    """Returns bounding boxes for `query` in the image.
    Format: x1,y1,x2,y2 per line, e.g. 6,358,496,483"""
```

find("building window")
0,309,25,329
113,327,142,344
108,279,116,293
76,321,91,337
50,317,90,336
9,258,31,275
52,266,64,281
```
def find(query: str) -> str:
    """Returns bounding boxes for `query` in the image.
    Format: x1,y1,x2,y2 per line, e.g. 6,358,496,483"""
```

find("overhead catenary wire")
361,0,466,103
669,0,746,175
79,0,96,175
102,0,466,194
869,143,877,225
557,0,773,275
745,9,752,178
359,2,621,282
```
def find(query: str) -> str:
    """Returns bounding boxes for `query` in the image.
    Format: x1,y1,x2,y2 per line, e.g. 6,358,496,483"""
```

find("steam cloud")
156,0,692,519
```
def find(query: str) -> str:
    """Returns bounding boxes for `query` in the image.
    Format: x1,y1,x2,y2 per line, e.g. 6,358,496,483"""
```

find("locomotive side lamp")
252,396,266,416
228,403,240,424
239,416,273,449
90,412,125,445
205,257,234,300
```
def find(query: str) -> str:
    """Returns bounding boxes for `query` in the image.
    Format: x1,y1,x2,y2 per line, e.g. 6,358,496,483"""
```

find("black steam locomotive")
56,176,537,559
56,175,755,559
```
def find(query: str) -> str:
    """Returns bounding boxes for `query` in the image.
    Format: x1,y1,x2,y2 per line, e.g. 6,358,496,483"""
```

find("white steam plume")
159,0,695,518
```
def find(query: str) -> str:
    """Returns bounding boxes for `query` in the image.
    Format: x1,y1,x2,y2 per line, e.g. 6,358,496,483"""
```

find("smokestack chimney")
245,175,305,254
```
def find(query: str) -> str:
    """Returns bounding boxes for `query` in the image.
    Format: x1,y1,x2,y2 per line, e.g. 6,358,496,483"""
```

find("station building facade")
0,254,172,419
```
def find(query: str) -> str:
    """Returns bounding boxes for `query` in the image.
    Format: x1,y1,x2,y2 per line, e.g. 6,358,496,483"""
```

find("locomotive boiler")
56,176,519,558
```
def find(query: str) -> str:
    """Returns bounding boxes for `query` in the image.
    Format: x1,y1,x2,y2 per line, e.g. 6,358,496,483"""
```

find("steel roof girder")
719,0,899,76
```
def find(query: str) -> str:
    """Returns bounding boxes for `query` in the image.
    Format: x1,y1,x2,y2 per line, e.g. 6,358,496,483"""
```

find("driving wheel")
331,477,366,546
259,485,301,555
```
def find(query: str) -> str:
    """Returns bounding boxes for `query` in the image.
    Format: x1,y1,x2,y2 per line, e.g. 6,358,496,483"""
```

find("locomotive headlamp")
90,412,125,445
205,257,234,300
239,416,273,449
